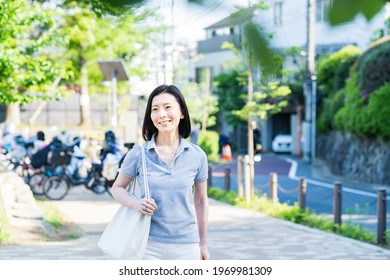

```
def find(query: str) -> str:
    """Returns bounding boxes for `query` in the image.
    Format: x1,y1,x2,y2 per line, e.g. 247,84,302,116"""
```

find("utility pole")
201,67,211,134
171,0,177,84
246,0,255,197
247,54,255,197
80,67,91,126
303,0,316,162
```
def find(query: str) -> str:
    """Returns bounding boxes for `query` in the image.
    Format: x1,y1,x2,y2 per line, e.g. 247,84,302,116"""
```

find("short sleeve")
195,149,208,182
120,145,141,179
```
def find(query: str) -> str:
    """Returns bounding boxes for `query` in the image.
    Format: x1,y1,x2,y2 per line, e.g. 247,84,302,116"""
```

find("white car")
271,134,292,153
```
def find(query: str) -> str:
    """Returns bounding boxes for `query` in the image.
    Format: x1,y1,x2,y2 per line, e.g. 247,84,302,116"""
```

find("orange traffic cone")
222,144,232,161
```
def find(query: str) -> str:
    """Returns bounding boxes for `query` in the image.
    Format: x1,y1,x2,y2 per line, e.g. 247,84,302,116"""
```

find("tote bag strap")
140,143,150,199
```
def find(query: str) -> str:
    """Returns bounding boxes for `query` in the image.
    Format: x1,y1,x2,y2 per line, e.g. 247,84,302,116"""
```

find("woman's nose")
158,109,167,118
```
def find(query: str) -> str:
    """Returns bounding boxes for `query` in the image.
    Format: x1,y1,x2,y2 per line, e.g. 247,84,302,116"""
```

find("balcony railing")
197,34,242,54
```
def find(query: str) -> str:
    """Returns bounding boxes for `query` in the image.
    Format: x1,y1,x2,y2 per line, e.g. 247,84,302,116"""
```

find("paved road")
0,184,390,260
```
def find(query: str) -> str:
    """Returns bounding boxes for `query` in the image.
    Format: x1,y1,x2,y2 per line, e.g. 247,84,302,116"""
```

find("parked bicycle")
42,144,124,200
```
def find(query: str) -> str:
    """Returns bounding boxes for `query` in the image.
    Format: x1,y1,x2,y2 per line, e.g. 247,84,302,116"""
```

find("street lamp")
97,59,129,133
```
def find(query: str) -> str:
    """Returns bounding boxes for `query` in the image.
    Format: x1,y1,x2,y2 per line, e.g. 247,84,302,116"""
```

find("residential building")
192,0,387,154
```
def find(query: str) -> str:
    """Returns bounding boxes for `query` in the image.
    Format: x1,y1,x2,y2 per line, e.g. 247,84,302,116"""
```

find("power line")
175,0,230,27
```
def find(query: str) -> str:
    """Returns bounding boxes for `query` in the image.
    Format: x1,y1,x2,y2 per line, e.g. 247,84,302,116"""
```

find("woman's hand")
136,198,158,216
200,244,210,260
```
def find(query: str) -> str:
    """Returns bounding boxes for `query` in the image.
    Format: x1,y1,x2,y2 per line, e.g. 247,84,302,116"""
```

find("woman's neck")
155,132,181,148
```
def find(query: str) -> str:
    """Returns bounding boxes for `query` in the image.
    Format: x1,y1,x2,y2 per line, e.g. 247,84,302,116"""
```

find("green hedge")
363,84,390,140
334,74,367,135
334,74,390,140
317,38,390,140
316,45,361,133
198,130,220,163
317,88,345,133
317,45,361,95
357,38,390,96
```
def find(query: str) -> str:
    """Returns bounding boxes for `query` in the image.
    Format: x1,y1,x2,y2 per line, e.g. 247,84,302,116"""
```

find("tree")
51,1,158,126
180,81,218,129
60,0,146,17
0,0,73,124
83,0,390,75
213,70,246,126
215,19,291,197
327,0,387,25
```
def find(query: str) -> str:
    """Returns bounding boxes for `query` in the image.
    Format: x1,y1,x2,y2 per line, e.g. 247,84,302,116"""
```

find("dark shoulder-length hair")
142,85,191,141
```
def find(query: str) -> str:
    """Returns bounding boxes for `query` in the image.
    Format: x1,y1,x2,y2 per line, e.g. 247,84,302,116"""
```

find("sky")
146,0,249,43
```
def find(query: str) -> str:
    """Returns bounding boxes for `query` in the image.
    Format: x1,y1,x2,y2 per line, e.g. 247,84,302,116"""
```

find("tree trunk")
5,103,21,125
201,67,211,134
303,0,316,162
247,58,255,198
80,68,91,126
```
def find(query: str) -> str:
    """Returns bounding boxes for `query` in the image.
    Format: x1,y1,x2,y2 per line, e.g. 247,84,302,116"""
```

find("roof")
205,7,255,30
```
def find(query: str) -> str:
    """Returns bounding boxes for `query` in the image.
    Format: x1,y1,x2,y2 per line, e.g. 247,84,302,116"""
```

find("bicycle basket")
49,150,72,166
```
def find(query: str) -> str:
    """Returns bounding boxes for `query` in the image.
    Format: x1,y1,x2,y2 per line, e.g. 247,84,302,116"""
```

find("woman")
111,85,210,260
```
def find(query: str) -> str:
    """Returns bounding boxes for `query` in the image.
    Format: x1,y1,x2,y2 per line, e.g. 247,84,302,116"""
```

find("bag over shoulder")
98,144,150,260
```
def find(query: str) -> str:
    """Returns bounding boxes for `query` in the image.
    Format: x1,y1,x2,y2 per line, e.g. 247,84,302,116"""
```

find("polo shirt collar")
146,133,190,152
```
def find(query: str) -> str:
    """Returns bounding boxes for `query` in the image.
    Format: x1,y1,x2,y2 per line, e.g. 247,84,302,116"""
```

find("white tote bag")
98,145,151,259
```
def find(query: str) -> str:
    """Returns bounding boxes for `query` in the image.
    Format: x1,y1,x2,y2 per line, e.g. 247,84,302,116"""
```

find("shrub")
316,46,362,133
357,38,390,96
317,45,361,96
334,74,365,134
362,84,390,140
317,88,345,133
198,130,220,163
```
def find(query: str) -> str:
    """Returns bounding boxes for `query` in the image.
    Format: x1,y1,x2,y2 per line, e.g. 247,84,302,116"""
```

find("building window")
195,67,212,84
316,0,329,22
274,2,283,26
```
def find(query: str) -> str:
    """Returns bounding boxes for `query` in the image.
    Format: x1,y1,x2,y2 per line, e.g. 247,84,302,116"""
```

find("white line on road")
282,157,390,200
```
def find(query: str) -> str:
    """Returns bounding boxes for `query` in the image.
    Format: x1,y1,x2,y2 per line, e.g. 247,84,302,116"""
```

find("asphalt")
0,156,390,260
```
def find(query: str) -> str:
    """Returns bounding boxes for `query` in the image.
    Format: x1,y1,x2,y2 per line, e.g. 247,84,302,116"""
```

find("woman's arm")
194,180,210,260
111,172,157,215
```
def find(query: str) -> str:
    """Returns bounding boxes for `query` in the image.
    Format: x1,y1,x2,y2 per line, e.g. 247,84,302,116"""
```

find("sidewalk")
0,180,390,260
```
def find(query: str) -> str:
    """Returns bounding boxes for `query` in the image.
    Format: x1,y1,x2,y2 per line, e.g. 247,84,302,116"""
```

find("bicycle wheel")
43,175,69,200
90,177,108,195
104,179,115,197
28,172,47,196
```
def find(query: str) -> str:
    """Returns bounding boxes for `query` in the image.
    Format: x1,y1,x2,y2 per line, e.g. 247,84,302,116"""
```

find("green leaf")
244,22,275,74
328,0,360,25
360,0,384,20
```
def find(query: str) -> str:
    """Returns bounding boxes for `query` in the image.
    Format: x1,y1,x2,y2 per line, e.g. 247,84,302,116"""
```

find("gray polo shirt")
120,135,208,244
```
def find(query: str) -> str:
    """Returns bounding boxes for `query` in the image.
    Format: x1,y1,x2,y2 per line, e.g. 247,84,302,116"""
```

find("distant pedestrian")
190,120,200,145
218,134,229,155
252,121,262,154
33,131,46,153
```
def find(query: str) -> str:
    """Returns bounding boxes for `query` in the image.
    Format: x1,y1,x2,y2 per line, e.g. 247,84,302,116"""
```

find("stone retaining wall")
316,132,390,185
0,172,44,227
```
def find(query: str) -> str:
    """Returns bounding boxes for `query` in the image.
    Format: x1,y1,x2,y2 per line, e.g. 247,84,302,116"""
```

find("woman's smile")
151,93,183,133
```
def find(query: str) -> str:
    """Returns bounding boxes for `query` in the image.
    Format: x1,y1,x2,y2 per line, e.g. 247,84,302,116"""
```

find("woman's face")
151,93,183,134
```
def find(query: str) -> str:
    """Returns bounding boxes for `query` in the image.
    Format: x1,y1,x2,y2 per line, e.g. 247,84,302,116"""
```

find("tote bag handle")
140,144,150,199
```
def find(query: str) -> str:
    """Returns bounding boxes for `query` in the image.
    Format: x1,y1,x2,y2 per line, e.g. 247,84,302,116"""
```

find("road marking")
282,157,390,200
